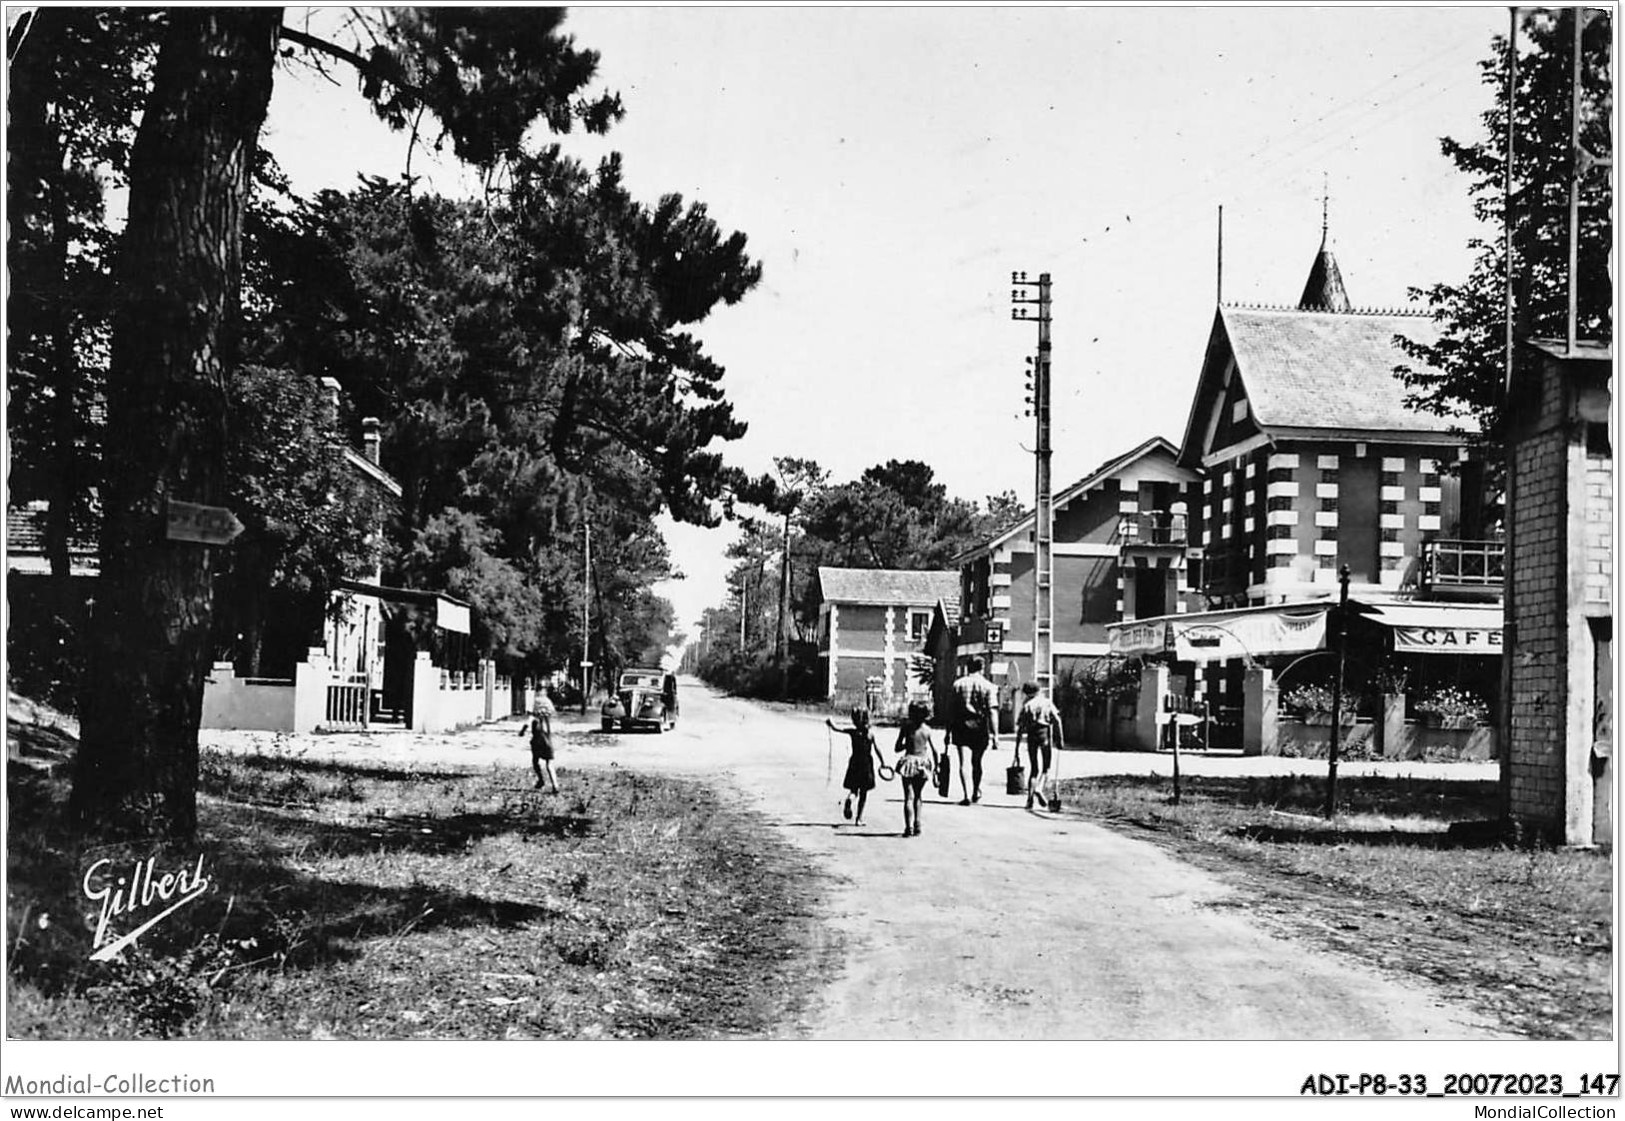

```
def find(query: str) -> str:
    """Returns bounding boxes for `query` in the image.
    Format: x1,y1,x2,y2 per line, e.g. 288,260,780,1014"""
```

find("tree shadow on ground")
1076,772,1500,820
1228,820,1508,849
8,761,583,999
203,751,491,784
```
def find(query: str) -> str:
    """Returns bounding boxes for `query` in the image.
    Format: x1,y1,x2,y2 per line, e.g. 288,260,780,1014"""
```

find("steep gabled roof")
1178,305,1463,466
816,567,960,607
959,435,1191,561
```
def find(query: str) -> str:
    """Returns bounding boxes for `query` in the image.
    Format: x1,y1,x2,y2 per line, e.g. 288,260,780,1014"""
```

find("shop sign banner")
1174,609,1327,662
1109,620,1166,656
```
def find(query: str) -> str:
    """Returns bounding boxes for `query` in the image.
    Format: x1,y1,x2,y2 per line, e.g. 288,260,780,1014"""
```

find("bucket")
1005,763,1026,795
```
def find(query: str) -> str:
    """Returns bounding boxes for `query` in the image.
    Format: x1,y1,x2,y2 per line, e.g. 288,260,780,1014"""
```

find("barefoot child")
826,708,882,826
892,701,940,837
1013,681,1063,810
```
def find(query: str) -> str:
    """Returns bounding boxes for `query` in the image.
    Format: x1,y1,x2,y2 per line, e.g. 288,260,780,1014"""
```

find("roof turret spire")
1298,175,1351,312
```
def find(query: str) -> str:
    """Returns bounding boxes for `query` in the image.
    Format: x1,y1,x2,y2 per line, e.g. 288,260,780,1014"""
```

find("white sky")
262,4,1511,641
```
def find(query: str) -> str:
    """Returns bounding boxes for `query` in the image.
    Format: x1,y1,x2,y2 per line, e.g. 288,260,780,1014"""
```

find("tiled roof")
1222,306,1458,434
817,567,960,607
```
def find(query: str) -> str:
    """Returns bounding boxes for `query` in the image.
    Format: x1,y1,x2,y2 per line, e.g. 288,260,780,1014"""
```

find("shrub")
1059,657,1141,716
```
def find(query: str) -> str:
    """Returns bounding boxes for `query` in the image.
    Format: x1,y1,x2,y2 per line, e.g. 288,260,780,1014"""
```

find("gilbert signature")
82,855,210,962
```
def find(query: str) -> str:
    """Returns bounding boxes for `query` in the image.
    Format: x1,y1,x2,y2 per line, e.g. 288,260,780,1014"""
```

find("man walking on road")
948,656,998,805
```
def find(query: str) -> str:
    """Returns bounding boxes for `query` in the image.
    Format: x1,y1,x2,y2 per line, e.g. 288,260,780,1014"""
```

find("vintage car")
600,669,679,733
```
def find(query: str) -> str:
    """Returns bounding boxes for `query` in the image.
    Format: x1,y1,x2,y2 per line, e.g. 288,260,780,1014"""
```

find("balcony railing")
1117,510,1188,547
1421,539,1504,596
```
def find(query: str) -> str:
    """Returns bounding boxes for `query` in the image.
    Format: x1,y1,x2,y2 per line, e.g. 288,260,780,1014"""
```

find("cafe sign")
1391,624,1502,654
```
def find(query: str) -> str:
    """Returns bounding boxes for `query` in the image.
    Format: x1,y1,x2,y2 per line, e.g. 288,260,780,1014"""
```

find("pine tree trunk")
6,10,75,577
71,9,281,839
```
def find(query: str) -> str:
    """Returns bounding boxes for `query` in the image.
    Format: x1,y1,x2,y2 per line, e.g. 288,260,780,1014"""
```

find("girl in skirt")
892,701,940,838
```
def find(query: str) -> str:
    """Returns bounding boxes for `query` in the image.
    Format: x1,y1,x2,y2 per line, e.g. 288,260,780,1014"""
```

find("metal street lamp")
1325,565,1351,819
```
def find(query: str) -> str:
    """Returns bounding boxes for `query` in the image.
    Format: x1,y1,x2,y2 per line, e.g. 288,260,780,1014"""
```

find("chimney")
318,376,343,416
361,416,381,464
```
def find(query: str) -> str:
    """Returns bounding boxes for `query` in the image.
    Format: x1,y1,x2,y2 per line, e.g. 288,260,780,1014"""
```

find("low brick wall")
1383,722,1498,763
1275,717,1378,759
1275,717,1497,762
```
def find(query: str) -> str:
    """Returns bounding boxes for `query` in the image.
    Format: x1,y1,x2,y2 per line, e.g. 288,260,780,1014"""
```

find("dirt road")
210,678,1505,1042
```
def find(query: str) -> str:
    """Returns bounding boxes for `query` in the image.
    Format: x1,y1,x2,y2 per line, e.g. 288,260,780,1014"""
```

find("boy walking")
1013,681,1064,810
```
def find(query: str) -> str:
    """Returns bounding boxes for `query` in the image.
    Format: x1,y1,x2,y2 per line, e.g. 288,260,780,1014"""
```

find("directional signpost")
165,499,244,546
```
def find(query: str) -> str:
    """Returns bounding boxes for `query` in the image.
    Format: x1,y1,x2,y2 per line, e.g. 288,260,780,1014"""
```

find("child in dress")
826,708,880,826
892,701,940,838
520,691,560,794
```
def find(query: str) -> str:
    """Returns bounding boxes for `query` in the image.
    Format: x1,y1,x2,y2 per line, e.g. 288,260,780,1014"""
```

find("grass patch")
1059,772,1613,1040
7,731,837,1040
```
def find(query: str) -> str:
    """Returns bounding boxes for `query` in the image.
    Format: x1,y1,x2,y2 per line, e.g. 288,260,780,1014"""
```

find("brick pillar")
1243,665,1277,756
1134,662,1169,751
1378,693,1409,759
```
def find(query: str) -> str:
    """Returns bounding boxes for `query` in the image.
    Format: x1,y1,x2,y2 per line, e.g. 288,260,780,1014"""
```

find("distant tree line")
692,455,1023,699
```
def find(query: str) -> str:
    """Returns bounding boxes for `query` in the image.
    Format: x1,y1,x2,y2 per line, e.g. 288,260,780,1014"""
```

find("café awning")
1362,602,1502,656
1108,599,1502,663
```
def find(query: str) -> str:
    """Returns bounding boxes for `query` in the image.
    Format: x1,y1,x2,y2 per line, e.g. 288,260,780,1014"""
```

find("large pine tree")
68,8,621,839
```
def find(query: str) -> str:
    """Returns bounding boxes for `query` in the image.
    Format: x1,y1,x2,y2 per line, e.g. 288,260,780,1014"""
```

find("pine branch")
279,24,422,103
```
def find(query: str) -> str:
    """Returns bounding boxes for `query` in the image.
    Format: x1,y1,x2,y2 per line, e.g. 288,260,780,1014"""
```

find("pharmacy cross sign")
165,499,244,546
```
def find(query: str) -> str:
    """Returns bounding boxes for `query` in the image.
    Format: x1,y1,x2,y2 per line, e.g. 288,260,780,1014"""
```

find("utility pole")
1567,4,1582,354
1011,271,1055,694
775,511,791,664
581,517,591,715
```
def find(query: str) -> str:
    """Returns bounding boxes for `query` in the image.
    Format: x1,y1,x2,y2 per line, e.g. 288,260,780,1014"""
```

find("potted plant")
1280,682,1357,725
1413,685,1490,730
